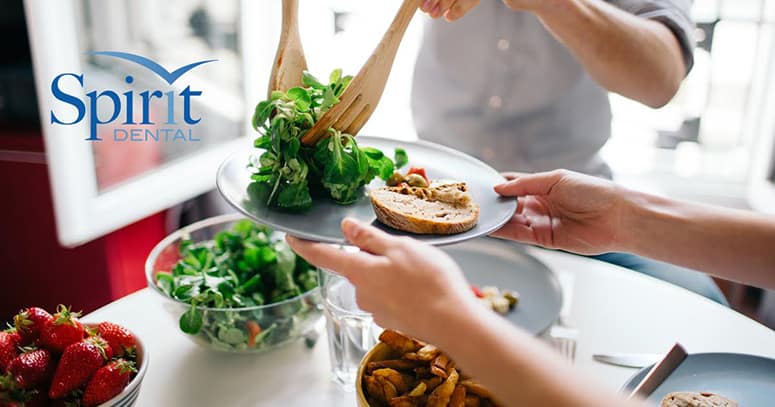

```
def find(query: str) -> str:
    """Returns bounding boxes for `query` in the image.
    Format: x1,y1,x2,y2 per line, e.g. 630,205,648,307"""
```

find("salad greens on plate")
249,69,408,211
155,220,319,351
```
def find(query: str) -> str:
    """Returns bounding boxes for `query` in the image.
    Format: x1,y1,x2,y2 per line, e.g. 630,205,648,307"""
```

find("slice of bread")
661,392,738,407
370,182,480,235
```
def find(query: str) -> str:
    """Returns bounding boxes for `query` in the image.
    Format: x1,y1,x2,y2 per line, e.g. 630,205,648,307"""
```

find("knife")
627,343,688,400
593,353,662,368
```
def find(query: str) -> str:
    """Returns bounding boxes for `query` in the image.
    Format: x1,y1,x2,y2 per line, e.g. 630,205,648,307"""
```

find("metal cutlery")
627,343,688,400
593,353,662,368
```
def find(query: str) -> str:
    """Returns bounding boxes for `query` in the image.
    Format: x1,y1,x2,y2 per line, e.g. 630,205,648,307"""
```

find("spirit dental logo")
49,51,216,142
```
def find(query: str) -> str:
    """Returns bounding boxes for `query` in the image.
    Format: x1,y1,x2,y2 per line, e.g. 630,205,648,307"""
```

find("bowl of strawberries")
1,305,148,406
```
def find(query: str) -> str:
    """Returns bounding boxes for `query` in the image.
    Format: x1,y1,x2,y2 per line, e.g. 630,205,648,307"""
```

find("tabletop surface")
83,247,775,407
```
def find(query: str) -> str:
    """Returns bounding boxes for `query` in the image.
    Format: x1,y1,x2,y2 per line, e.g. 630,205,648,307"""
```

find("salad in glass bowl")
145,214,321,352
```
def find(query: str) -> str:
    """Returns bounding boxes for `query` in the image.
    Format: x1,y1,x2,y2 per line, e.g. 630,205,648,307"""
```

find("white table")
83,247,775,407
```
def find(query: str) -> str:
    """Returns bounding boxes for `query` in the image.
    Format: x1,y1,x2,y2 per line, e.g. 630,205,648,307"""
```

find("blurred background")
1,0,774,327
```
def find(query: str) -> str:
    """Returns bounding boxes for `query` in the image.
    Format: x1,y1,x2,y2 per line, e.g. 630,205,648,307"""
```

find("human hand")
286,218,478,341
419,0,480,21
491,170,628,255
498,0,547,12
419,1,551,22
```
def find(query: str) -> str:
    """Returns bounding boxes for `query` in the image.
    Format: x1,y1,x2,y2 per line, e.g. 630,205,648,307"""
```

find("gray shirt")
411,0,694,177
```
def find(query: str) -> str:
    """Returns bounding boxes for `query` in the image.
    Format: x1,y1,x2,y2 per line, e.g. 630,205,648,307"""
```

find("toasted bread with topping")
370,181,479,235
661,392,738,407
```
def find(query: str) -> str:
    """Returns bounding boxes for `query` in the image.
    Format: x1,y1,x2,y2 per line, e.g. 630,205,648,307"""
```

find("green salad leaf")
249,69,407,211
156,220,319,349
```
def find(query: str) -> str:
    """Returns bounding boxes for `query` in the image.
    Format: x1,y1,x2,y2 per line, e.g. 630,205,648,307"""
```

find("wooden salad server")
268,0,308,97
300,0,422,146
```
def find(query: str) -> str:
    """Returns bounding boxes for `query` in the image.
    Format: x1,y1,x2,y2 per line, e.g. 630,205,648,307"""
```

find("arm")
493,170,775,290
434,302,642,407
622,191,775,290
529,0,687,108
286,219,643,407
422,0,689,108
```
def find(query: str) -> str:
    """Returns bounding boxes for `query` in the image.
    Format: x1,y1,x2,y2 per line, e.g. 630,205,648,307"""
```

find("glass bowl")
145,214,322,353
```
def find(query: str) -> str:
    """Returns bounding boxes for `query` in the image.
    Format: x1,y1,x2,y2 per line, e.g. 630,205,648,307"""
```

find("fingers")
445,0,479,21
421,0,439,15
489,215,538,243
341,217,400,255
433,0,457,19
422,0,478,20
285,234,383,280
494,170,566,197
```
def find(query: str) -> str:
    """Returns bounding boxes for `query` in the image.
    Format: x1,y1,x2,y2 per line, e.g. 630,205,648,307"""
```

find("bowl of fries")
357,329,498,407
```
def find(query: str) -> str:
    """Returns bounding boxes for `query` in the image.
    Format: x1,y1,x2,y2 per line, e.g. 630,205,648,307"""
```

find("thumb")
341,218,399,255
494,170,565,197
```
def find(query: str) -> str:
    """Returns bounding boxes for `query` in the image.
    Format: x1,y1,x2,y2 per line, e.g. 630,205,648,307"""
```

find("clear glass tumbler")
319,268,378,388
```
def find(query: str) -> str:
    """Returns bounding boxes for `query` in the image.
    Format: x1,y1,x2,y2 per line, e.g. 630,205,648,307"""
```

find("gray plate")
443,237,563,335
622,353,775,406
216,136,516,245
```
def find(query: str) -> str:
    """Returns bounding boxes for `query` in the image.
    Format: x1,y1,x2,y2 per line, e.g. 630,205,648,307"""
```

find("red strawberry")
8,349,53,389
48,337,111,399
96,322,136,357
82,359,135,406
13,308,52,345
0,330,21,372
40,306,85,353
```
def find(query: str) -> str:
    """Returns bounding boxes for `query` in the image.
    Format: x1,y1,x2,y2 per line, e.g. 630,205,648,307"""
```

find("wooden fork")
268,0,307,97
300,0,422,146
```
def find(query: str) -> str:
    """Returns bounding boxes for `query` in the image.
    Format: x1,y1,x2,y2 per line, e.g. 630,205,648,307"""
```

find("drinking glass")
319,267,379,388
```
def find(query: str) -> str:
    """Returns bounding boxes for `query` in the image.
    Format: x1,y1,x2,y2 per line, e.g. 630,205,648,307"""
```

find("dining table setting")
22,0,774,406
123,0,775,405
88,242,775,406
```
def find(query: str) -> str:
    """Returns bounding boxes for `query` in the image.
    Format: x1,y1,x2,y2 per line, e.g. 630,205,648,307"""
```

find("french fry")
389,396,420,407
380,330,424,354
427,368,459,407
364,331,498,407
459,380,494,400
449,385,467,407
377,375,399,400
408,381,427,397
368,359,425,373
365,375,386,405
421,376,443,392
430,354,450,378
374,368,410,394
405,344,440,361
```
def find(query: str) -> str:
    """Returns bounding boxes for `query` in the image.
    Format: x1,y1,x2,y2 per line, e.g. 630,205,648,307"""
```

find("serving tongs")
268,0,422,147
268,0,307,98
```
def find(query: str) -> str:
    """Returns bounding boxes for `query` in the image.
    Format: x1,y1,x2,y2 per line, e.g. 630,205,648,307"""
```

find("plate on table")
216,136,516,245
621,353,775,406
443,237,563,335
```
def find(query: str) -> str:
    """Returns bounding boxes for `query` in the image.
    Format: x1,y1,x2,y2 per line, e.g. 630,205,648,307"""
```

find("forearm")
533,0,685,107
619,190,775,290
431,302,641,407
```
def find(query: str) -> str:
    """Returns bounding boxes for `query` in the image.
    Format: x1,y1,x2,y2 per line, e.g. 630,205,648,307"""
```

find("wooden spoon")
268,0,308,97
300,0,422,146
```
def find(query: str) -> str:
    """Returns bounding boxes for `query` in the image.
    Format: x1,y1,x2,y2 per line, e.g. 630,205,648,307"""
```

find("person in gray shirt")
412,0,728,304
